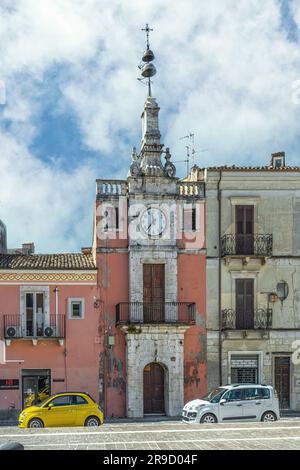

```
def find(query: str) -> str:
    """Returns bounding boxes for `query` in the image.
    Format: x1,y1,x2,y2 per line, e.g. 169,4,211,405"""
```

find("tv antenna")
174,132,208,175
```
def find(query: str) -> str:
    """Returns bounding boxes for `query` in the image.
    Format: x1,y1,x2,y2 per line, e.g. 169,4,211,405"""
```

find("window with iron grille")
231,355,259,384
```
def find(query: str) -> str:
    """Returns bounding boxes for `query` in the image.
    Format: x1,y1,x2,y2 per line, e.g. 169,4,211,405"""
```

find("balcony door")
236,205,254,254
143,264,165,322
25,292,45,337
236,279,254,329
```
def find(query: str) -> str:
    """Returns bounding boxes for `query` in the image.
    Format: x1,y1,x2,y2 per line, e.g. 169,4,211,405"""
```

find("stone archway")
143,363,165,415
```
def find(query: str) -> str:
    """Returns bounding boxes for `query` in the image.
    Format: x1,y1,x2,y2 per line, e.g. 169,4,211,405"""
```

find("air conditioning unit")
44,327,54,337
5,326,18,338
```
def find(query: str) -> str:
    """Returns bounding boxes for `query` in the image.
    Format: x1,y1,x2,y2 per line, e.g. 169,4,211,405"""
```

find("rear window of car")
243,388,270,400
259,388,271,399
73,395,88,405
49,395,72,407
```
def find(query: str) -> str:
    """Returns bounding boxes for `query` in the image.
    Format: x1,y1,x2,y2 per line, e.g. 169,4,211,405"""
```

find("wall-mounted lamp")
93,296,101,308
269,293,278,303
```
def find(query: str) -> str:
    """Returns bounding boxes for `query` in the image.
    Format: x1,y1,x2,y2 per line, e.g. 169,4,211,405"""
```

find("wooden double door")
143,363,165,414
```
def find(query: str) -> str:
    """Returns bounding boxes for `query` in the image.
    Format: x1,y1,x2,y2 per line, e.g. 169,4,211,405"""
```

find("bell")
142,49,155,63
141,63,157,78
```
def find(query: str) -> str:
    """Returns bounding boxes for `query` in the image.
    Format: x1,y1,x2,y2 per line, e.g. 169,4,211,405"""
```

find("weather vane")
138,24,156,97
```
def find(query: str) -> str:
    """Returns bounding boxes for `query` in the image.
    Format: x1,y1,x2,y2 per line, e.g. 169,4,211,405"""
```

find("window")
74,395,88,405
243,388,270,400
69,298,85,319
183,207,196,231
103,206,119,231
231,355,259,384
223,389,243,402
49,395,72,407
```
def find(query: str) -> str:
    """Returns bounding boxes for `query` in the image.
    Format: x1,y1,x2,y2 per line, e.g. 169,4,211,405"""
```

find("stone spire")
128,24,176,179
139,96,164,176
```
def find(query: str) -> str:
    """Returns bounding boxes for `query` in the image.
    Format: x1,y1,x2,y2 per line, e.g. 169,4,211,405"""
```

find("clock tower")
94,26,207,418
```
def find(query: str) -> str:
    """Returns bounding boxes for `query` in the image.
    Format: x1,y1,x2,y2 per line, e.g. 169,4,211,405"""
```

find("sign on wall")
0,379,19,390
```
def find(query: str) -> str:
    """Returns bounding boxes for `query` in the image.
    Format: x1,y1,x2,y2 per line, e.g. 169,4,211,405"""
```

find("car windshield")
201,387,227,403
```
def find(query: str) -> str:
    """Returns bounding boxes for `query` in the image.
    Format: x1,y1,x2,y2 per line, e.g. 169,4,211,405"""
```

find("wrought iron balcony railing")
221,234,273,257
116,302,196,325
222,308,273,330
4,314,66,339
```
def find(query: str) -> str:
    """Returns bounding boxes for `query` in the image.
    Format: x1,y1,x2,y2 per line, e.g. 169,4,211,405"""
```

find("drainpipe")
54,287,59,334
217,171,223,386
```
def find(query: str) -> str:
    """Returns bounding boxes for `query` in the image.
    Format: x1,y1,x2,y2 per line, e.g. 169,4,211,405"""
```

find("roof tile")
0,253,96,270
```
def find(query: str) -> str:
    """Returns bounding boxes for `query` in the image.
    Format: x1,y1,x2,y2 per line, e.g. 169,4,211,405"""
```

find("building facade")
94,93,207,417
0,253,99,419
192,152,300,411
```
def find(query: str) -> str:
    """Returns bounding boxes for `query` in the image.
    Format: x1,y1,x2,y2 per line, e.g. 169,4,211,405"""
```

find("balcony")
4,314,66,344
116,302,196,326
221,234,273,257
177,182,205,199
96,180,128,198
222,308,272,330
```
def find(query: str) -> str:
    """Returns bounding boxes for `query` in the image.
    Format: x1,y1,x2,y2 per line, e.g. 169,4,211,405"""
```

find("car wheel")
261,411,277,422
200,413,217,424
85,416,101,427
28,418,44,428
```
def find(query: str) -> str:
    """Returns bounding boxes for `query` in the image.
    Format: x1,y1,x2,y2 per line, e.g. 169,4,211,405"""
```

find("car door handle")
255,402,262,405
236,403,243,407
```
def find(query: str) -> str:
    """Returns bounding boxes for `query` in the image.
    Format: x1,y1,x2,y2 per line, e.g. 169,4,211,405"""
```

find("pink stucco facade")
0,267,99,414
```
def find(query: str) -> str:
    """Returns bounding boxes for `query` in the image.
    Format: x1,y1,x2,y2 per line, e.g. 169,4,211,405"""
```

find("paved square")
1,419,300,450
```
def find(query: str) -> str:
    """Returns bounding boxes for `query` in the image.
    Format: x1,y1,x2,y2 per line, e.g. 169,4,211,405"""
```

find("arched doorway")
143,363,165,415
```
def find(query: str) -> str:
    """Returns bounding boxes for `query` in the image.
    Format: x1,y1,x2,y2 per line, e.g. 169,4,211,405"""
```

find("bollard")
0,442,24,450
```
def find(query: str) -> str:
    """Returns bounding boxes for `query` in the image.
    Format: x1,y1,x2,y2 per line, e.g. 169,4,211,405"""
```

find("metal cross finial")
142,24,153,49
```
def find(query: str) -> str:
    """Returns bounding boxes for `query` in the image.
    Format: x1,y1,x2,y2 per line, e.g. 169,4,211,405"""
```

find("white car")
182,384,280,424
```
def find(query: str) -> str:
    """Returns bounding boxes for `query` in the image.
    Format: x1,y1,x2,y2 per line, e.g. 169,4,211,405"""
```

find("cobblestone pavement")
1,419,300,450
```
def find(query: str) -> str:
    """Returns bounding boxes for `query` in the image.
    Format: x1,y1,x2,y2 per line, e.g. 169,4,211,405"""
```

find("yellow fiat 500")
18,392,104,428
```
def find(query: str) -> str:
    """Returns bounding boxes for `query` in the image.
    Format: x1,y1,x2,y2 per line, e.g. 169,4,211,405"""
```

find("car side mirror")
48,403,54,410
220,399,227,405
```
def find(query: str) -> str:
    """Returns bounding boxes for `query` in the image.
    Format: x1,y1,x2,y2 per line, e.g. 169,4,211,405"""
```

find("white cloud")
0,0,300,251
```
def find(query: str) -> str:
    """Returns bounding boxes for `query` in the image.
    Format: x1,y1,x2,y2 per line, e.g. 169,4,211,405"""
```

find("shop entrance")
22,369,51,408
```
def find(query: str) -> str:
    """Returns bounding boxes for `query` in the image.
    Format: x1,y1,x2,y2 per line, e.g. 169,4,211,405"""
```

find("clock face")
140,207,167,236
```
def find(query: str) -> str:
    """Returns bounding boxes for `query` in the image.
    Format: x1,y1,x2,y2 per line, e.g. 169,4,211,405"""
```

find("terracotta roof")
196,165,300,172
0,253,96,270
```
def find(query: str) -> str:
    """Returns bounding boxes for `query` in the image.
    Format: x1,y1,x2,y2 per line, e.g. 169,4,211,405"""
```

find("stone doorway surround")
122,325,189,418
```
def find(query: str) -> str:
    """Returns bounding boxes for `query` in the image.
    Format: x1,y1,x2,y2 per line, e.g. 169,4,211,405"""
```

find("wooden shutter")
236,279,254,329
143,265,165,322
236,206,254,254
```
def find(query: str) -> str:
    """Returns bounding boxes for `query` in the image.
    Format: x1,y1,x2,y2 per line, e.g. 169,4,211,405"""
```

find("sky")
1,0,300,253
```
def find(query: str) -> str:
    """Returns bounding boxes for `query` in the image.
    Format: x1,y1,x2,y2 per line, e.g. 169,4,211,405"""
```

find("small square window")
69,299,85,319
183,207,196,231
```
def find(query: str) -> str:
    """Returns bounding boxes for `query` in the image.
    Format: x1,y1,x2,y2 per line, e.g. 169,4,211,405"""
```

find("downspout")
54,287,58,334
217,171,223,386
